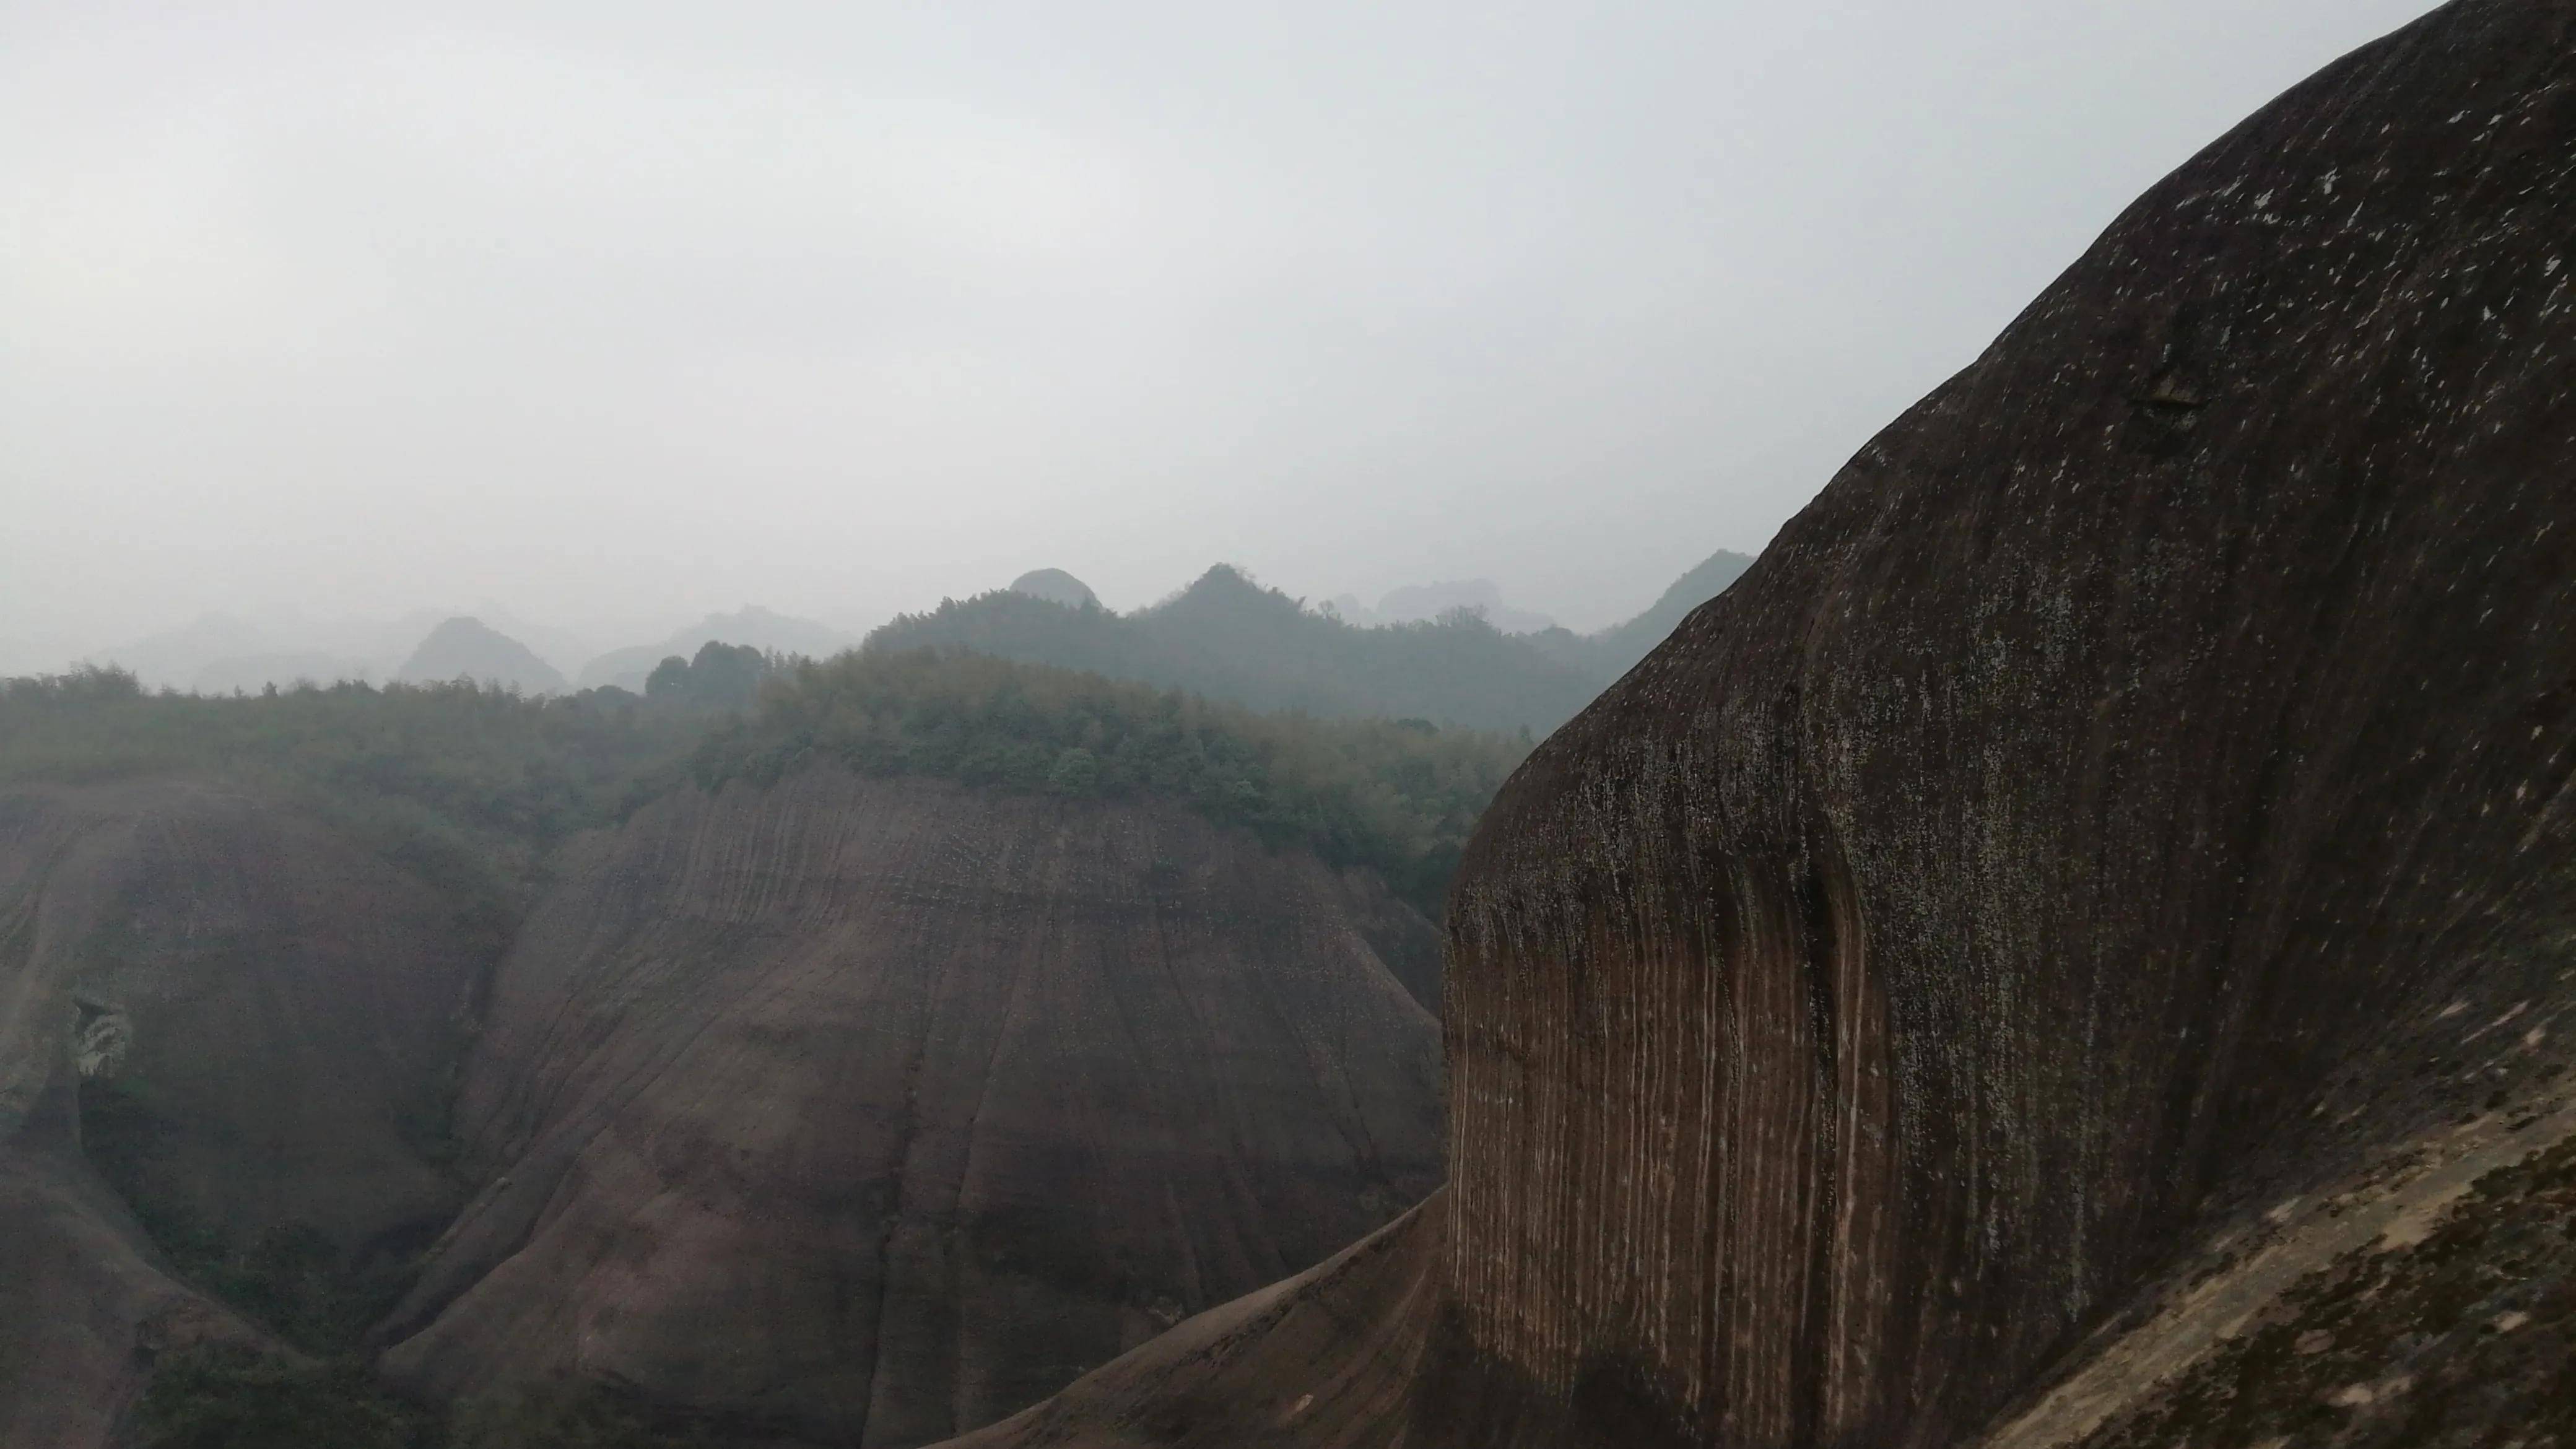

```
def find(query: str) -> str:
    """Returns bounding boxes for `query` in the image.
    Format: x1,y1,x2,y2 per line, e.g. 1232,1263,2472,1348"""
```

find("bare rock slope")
0,780,487,1447
378,770,1443,1447
939,2,2576,1445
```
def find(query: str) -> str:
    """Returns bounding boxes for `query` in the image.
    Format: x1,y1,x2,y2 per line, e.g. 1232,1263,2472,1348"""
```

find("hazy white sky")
2,0,2436,667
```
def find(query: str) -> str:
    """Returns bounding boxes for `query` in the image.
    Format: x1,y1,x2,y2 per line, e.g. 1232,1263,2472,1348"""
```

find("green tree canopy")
693,647,1531,914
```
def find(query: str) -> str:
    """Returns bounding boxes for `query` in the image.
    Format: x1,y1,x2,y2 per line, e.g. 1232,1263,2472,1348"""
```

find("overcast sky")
2,0,2437,668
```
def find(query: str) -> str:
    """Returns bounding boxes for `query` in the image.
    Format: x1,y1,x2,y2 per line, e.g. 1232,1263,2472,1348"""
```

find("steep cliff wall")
378,770,1443,1447
1441,2,2576,1443
932,3,2576,1445
0,780,487,1445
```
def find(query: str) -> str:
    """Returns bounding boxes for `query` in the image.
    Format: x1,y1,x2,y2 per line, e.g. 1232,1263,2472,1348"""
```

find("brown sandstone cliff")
0,780,487,1446
937,2,2576,1445
376,769,1443,1447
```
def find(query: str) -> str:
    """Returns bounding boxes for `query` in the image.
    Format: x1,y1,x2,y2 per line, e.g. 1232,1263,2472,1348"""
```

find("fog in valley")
4,0,2431,687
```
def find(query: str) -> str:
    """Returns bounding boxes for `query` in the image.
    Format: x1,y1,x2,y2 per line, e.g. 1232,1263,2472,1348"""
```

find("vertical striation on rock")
928,3,2576,1445
1442,1,2576,1442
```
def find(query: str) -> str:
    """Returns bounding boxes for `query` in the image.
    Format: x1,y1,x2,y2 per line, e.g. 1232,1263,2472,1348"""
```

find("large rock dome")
939,4,2576,1445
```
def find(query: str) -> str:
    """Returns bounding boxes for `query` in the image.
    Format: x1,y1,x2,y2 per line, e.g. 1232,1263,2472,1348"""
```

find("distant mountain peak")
395,617,566,695
1007,569,1101,610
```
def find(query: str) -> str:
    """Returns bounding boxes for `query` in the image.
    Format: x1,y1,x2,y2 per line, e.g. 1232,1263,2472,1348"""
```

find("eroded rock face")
931,3,2576,1445
1441,2,2576,1443
0,1141,267,1449
0,780,487,1445
378,770,1442,1447
944,1193,1448,1449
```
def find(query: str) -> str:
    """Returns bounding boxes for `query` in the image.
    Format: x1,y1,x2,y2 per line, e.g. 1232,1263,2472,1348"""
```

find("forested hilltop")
2,645,1528,920
0,668,702,946
695,648,1526,915
864,553,1756,736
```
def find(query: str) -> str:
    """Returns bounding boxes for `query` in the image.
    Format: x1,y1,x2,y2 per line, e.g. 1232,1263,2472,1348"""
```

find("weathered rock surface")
0,1125,267,1449
377,770,1442,1447
1973,1087,2576,1449
935,2,2576,1445
0,780,485,1444
944,1193,1446,1449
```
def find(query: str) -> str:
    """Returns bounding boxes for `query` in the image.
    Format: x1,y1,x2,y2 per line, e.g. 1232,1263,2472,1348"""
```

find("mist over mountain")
1524,547,1757,681
1008,569,1102,609
54,549,1751,718
189,652,376,695
875,552,1758,735
871,565,1598,734
69,606,613,698
394,619,567,695
572,606,855,692
82,616,274,692
1325,580,1557,635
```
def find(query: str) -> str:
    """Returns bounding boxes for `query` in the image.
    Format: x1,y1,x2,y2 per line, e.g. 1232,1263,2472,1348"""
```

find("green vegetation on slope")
867,564,1605,734
3,642,1528,918
643,640,775,711
694,646,1531,915
0,666,704,926
134,1348,434,1449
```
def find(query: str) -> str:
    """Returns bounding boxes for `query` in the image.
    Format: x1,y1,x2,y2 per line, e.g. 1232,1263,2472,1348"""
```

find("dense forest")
3,642,1529,920
694,647,1528,914
0,668,697,940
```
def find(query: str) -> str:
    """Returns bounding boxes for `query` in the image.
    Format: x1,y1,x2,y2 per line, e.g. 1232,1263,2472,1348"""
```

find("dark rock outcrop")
934,3,2576,1445
0,781,486,1445
377,770,1442,1447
